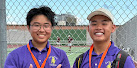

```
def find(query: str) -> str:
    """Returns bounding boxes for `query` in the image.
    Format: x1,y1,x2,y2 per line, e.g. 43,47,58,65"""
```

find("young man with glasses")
4,6,70,68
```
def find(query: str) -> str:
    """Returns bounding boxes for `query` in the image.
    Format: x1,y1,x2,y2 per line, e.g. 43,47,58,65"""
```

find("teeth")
39,35,44,36
95,33,103,35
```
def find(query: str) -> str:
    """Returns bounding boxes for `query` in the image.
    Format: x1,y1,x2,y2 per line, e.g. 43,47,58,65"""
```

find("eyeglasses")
30,23,51,31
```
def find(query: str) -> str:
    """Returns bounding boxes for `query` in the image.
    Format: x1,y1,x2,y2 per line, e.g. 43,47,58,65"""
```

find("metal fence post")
0,0,7,68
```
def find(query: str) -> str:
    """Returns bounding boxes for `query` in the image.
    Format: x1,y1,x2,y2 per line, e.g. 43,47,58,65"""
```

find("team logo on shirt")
49,56,58,66
51,57,56,64
106,61,112,68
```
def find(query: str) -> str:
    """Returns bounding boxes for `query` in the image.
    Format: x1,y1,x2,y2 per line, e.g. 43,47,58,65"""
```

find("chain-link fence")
1,0,137,67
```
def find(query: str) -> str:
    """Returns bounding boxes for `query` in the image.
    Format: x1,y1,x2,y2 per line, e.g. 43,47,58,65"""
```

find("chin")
36,39,48,43
93,38,105,42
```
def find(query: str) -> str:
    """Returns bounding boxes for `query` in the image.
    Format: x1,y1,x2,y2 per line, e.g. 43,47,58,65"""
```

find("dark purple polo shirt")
4,40,70,68
73,41,135,68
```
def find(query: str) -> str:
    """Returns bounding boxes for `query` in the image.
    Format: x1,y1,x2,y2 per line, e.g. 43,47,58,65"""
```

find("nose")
39,25,45,32
96,24,102,30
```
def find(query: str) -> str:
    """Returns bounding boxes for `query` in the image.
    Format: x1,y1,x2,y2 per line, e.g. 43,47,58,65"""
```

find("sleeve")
4,53,17,68
124,56,135,68
60,51,70,68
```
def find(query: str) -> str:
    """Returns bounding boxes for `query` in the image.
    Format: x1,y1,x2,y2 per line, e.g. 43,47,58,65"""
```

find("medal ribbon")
27,43,51,68
89,42,111,68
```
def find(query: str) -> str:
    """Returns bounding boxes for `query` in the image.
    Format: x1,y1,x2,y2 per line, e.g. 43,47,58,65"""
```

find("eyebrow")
44,23,50,24
32,22,50,25
91,20,96,22
33,22,40,24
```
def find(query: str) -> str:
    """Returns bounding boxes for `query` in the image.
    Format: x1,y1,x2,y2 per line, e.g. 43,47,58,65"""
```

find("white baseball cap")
87,8,114,23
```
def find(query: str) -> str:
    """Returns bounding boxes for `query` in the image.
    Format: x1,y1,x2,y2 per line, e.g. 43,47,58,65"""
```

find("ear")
50,26,53,33
88,25,90,32
51,26,53,30
111,24,116,33
27,25,30,32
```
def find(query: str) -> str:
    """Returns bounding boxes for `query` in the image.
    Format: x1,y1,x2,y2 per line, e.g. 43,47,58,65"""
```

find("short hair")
26,6,55,26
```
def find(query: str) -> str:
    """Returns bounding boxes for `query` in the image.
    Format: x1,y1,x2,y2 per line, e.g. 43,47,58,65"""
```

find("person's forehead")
30,15,51,25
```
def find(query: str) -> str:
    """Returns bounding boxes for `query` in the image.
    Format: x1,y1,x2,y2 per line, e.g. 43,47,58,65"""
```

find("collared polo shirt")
73,41,135,68
4,40,70,68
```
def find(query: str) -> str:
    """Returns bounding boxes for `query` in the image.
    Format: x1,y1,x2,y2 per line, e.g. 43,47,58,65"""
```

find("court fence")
1,0,137,67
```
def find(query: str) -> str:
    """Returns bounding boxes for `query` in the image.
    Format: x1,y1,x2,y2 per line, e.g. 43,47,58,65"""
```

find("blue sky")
6,0,137,25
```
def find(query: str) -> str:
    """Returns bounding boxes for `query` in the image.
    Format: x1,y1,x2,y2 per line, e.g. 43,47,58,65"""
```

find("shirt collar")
107,41,120,56
91,41,119,56
29,40,50,51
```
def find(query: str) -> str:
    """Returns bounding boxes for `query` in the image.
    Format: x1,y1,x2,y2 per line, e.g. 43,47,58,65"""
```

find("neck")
32,40,47,51
93,41,111,55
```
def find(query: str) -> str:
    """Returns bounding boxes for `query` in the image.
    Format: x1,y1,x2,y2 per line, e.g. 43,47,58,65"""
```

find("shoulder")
50,45,67,55
113,49,135,68
9,45,27,55
83,49,90,56
108,41,121,56
73,49,89,68
7,45,28,59
5,45,28,67
124,56,135,68
77,49,89,61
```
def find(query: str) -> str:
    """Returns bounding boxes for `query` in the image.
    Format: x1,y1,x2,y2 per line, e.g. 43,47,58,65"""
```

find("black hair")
26,6,55,26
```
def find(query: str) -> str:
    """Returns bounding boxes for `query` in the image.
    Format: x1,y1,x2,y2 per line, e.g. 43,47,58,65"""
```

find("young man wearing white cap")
73,8,135,68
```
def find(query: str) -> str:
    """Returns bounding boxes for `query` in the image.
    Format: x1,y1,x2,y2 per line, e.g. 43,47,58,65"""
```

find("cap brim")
87,11,111,21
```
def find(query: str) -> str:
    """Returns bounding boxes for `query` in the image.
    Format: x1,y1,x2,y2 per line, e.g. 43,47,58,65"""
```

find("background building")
55,13,77,26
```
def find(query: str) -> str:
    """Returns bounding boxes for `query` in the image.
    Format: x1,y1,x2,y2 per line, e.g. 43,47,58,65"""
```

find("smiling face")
88,15,116,42
27,14,52,44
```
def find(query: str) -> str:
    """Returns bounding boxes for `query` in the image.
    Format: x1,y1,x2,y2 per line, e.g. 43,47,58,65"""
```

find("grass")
7,46,90,67
56,46,89,66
